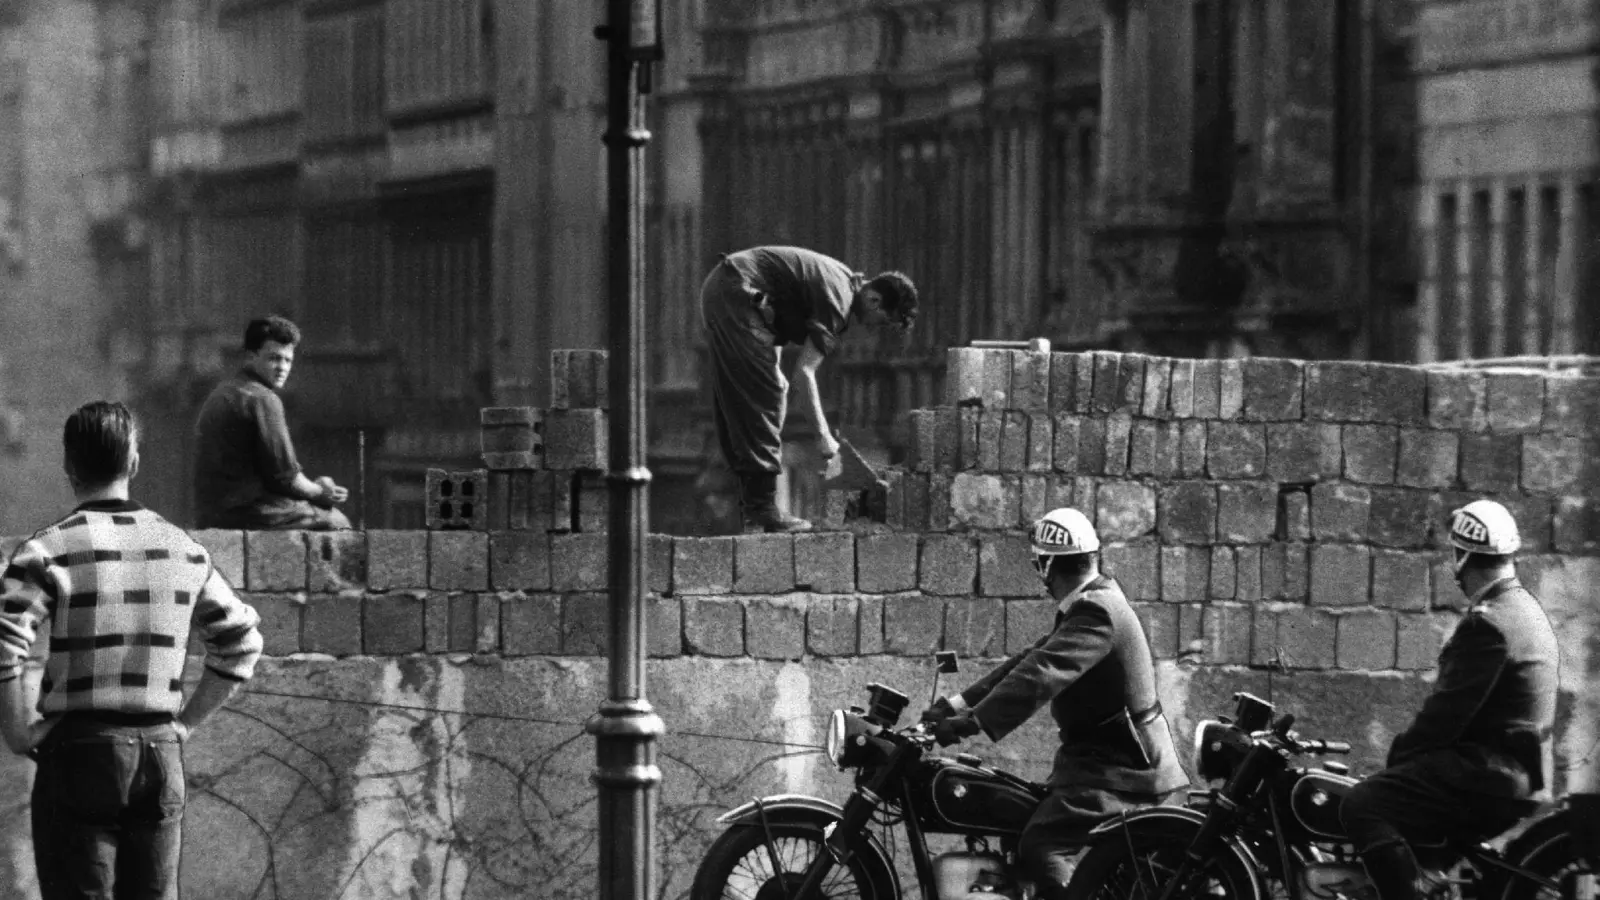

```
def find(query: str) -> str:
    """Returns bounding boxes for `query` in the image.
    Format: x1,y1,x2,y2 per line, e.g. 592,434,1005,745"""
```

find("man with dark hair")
0,401,264,900
700,246,918,533
192,315,351,530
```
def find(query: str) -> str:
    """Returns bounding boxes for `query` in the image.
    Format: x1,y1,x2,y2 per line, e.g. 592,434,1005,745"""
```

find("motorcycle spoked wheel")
1063,828,1261,900
1488,824,1598,900
691,821,894,900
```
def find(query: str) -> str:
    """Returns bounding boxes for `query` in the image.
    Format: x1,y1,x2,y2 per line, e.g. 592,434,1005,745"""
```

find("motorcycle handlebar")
1293,738,1353,755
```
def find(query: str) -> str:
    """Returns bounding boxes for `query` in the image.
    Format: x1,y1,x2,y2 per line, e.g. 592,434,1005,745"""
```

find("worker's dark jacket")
959,575,1190,794
719,246,858,356
1388,577,1559,796
192,369,303,526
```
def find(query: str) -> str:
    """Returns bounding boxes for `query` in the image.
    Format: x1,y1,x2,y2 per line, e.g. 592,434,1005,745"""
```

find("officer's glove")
919,698,955,727
934,714,981,747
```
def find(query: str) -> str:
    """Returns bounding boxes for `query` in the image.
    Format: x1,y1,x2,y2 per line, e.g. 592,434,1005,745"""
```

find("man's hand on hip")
818,432,840,461
315,476,349,506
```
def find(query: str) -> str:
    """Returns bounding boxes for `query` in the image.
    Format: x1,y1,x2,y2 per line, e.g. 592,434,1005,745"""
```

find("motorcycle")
690,654,1050,900
1062,691,1600,900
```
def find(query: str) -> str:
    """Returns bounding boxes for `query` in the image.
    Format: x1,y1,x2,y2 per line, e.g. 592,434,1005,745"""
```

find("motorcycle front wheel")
690,821,895,900
1063,827,1263,900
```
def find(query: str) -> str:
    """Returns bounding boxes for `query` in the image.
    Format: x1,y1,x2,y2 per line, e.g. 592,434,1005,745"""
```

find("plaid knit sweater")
0,499,262,715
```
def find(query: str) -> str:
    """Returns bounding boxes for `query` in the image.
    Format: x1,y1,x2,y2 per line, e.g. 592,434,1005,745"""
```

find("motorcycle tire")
1485,811,1598,900
1063,820,1262,900
690,821,896,900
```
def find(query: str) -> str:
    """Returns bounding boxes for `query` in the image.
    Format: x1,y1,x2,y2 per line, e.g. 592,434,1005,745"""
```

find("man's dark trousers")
31,712,185,900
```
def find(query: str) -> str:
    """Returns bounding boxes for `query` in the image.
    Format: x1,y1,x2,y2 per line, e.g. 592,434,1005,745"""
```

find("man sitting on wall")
192,315,352,530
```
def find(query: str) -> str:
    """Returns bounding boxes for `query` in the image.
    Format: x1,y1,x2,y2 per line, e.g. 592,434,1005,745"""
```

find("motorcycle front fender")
713,793,902,898
1087,806,1270,900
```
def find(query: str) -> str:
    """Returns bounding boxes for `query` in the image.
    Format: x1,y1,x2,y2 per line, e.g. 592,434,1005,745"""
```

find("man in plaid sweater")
0,401,263,900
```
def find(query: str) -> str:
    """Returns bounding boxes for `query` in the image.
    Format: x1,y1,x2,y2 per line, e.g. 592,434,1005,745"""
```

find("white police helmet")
1448,499,1521,573
1030,507,1100,581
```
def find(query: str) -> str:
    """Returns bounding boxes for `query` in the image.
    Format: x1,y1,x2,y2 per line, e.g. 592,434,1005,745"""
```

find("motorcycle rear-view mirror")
935,651,959,674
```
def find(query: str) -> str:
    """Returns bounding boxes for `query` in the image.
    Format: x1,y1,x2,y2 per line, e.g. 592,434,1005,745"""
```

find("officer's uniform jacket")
955,574,1189,794
1387,576,1559,797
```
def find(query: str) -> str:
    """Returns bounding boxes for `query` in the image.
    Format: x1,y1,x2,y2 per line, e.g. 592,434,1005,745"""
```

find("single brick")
1052,414,1081,473
746,597,807,660
1135,602,1181,660
928,473,955,532
649,595,682,657
1367,488,1432,549
805,595,858,656
1497,495,1554,552
1311,482,1371,541
473,592,501,653
1217,359,1246,419
1005,599,1057,653
905,473,934,531
1012,350,1051,411
1428,557,1458,610
683,597,744,656
423,592,453,653
1310,544,1371,606
429,531,489,591
944,597,1005,657
1459,433,1522,492
1366,364,1429,426
1250,607,1282,668
932,408,961,471
905,409,936,472
1160,546,1209,603
1168,359,1197,418
573,471,609,533
978,533,1039,597
1020,474,1049,524
1129,420,1180,477
501,593,561,656
1102,541,1160,600
480,406,545,469
1048,352,1079,413
857,534,919,593
503,470,533,530
1203,603,1253,665
1097,481,1158,541
1242,357,1304,421
794,532,855,593
1427,370,1489,431
425,468,488,530
1217,482,1278,543
1209,547,1238,600
1486,371,1546,433
734,534,796,594
1207,423,1267,478
884,594,944,656
1554,497,1600,553
1543,376,1600,436
544,409,608,471
981,349,1015,409
363,592,426,654
859,595,885,653
1091,351,1122,413
192,531,245,588
1303,361,1373,423
1192,359,1223,418
976,411,1005,471
1178,421,1208,477
1075,417,1107,474
1266,423,1342,483
674,537,734,595
950,473,1022,529
1070,353,1096,413
946,347,987,406
1276,606,1339,669
1342,425,1399,485
999,410,1030,472
1280,489,1311,541
1522,435,1585,493
485,471,511,530
957,407,983,470
920,534,977,596
1335,609,1397,670
306,531,367,593
247,593,304,656
1026,413,1054,472
1396,429,1459,490
1262,543,1310,601
1141,357,1173,419
368,530,429,590
1372,550,1431,611
1397,613,1455,669
648,533,673,595
491,531,551,591
246,530,307,592
302,594,363,656
1104,411,1133,476
559,592,608,655
885,470,908,531
1158,482,1217,544
1177,603,1208,659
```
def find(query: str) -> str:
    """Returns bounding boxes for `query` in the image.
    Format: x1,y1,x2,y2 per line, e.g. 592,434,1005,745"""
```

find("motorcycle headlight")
826,710,848,768
1192,719,1245,782
824,709,883,771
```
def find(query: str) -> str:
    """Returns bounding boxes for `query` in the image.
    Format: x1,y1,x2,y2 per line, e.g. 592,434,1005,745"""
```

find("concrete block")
1021,475,1073,526
560,592,608,655
1281,489,1311,541
1554,497,1600,553
1250,607,1281,668
1397,613,1454,669
246,530,306,592
303,593,363,656
547,468,576,533
1311,482,1371,542
957,407,983,470
1050,414,1081,473
363,592,426,654
1543,376,1600,436
1217,359,1245,419
551,349,609,409
674,537,734,595
1049,353,1077,412
1104,411,1133,476
1160,546,1210,603
1135,602,1181,659
1305,362,1391,424
368,530,428,590
1342,425,1399,485
1141,357,1172,419
1366,364,1429,426
944,597,1005,657
423,592,454,653
734,534,796,594
1311,544,1371,606
1497,495,1554,552
544,409,608,471
1167,359,1196,418
683,597,744,656
1118,354,1149,411
1203,603,1253,665
1012,350,1051,411
1235,546,1263,601
906,409,937,472
1242,358,1304,421
1026,413,1053,472
920,534,977,596
976,412,1004,471
501,593,561,656
1396,429,1459,489
490,531,551,591
1102,541,1160,600
649,595,682,657
999,411,1030,472
1005,599,1057,653
485,471,511,530
1276,606,1338,669
1192,359,1223,418
306,531,366,593
573,471,608,533
746,597,807,660
1459,433,1521,492
1428,369,1489,431
903,474,932,532
474,592,501,654
425,468,488,530
1096,481,1157,541
1179,421,1208,477
247,593,303,656
1486,371,1545,433
982,349,1014,409
884,594,944,656
192,531,245,588
1522,435,1584,493
1090,352,1120,413
1129,420,1180,477
1178,603,1207,659
950,473,1022,530
1367,488,1432,549
1074,477,1098,521
1071,353,1096,413
1076,416,1107,474
859,595,885,654
1217,482,1278,544
1266,423,1342,483
817,491,852,530
1262,543,1310,601
1335,609,1397,670
1428,557,1459,610
806,595,860,656
504,470,533,530
794,532,854,593
857,534,919,593
1206,422,1267,479
978,533,1038,597
429,530,489,591
1372,550,1431,611
1159,482,1217,544
931,408,961,471
946,347,987,406
1209,547,1237,600
480,406,545,470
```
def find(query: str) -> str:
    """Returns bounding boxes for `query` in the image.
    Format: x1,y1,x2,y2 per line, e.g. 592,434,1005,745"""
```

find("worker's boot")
740,472,813,534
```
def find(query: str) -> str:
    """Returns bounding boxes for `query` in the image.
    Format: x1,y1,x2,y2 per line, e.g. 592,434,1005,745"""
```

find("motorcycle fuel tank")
1290,769,1358,841
928,765,1038,834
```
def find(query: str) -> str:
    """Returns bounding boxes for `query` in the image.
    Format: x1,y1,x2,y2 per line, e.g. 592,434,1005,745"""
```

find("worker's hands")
920,697,956,727
934,714,981,747
315,476,350,507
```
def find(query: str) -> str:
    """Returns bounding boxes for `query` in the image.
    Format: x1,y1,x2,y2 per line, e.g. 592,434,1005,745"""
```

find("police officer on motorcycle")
920,507,1190,899
1340,499,1560,900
